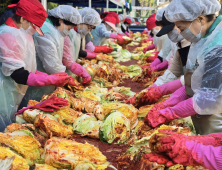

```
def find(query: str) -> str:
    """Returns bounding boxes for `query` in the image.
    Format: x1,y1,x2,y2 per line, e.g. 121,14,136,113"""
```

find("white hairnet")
48,5,82,24
131,18,135,23
155,8,165,22
165,0,221,22
78,7,101,26
118,14,125,21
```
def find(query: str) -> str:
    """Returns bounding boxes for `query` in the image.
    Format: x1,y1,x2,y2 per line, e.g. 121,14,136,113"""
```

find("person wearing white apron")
63,7,102,84
116,14,124,35
91,12,125,46
145,0,222,136
19,5,82,109
0,0,72,131
143,13,166,54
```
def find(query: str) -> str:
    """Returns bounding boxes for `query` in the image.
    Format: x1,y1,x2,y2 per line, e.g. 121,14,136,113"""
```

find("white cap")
48,5,82,24
118,14,125,21
78,7,101,26
165,0,221,22
155,8,165,22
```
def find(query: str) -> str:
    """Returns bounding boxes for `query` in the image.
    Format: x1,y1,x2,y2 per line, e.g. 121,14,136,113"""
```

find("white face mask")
152,28,160,35
77,25,89,38
57,24,69,37
168,29,184,43
106,25,112,31
20,23,36,35
180,21,203,43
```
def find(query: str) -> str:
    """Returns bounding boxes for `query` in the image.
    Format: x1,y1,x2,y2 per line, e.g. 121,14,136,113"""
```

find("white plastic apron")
0,25,36,131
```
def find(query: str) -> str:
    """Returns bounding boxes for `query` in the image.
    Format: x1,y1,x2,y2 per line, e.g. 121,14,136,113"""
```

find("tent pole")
117,5,118,14
89,0,92,8
106,0,109,12
41,0,47,11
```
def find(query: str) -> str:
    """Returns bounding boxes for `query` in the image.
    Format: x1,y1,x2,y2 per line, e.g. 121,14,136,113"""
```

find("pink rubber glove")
141,79,183,105
153,60,168,71
125,31,131,37
145,97,197,127
144,38,154,42
15,96,69,115
150,130,222,169
145,84,157,90
110,33,118,39
85,52,98,59
35,70,48,76
149,86,187,113
85,41,95,52
69,62,91,85
143,44,155,53
150,58,161,68
27,72,71,87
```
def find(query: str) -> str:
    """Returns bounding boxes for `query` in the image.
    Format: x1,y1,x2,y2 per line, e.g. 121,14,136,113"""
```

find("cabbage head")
99,111,130,144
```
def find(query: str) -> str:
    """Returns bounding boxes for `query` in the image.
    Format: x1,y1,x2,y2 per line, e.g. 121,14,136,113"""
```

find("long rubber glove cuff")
27,72,71,87
146,97,197,127
110,33,118,39
150,58,162,68
125,31,130,37
143,44,155,53
69,62,91,85
158,79,183,96
86,52,98,59
153,60,168,71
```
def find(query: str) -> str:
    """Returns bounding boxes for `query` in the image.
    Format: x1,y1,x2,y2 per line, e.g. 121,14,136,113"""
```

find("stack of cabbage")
18,87,138,143
0,123,109,170
109,43,132,62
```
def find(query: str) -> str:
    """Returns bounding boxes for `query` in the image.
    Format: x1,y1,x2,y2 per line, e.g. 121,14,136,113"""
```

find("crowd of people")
0,0,222,169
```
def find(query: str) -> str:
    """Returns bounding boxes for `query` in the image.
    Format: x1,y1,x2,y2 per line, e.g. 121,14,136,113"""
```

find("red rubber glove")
15,96,69,115
141,86,162,105
146,52,159,63
144,38,154,42
150,129,222,169
143,44,155,53
125,96,136,104
82,76,91,85
117,36,126,45
144,98,196,127
27,72,71,87
94,45,113,54
144,153,174,167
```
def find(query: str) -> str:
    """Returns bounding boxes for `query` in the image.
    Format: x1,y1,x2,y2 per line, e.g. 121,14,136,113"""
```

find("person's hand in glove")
116,35,126,45
143,44,155,53
149,86,187,113
144,97,197,127
82,76,91,85
144,152,174,167
141,79,183,105
125,31,131,37
94,45,113,54
27,71,71,87
149,129,222,169
144,38,154,42
152,61,169,71
86,52,99,59
15,96,69,115
69,62,91,85
125,95,136,105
